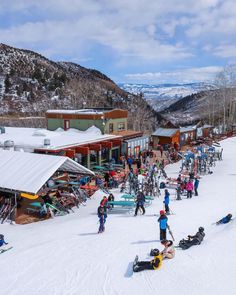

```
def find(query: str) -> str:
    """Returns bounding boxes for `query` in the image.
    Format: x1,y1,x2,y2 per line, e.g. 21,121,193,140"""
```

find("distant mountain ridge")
119,82,215,111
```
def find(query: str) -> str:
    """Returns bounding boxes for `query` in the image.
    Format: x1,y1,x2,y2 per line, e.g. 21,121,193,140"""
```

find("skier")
158,210,168,241
178,227,205,250
163,189,170,214
0,234,8,247
134,191,145,216
161,240,175,259
176,183,182,200
186,179,193,199
133,249,162,272
194,178,200,196
216,214,232,225
97,204,107,233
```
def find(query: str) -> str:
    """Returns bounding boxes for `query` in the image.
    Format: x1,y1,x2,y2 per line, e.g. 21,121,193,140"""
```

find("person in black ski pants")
158,210,168,241
133,250,162,272
178,227,205,250
134,191,145,216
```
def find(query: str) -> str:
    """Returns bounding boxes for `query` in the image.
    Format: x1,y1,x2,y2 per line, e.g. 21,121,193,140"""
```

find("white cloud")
213,44,236,58
125,66,222,83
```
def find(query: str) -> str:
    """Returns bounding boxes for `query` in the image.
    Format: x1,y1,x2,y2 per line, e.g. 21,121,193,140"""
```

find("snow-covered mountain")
119,82,215,111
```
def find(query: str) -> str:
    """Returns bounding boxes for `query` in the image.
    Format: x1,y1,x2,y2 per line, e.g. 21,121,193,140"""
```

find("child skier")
163,189,170,214
0,234,8,247
134,191,145,216
161,240,175,259
216,214,232,225
186,180,193,199
158,210,168,241
97,204,107,233
133,250,162,272
178,227,205,250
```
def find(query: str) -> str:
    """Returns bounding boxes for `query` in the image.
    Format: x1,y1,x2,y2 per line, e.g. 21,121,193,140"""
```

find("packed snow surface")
1,137,236,295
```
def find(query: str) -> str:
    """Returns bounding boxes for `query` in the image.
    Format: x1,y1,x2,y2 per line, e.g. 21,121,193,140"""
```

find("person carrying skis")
163,189,170,214
194,178,199,196
161,240,175,259
134,191,145,216
216,214,232,225
178,227,205,250
133,249,162,272
97,204,107,233
158,210,168,241
186,179,193,199
0,234,8,247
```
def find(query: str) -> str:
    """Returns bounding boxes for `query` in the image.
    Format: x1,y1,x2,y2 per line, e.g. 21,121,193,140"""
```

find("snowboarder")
194,178,199,196
158,210,168,241
0,234,8,247
133,250,162,272
161,240,175,259
134,191,145,216
178,227,205,250
97,204,107,233
216,214,232,225
163,189,170,214
186,180,193,199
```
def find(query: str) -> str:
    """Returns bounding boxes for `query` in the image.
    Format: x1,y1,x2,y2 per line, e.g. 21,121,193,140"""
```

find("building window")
64,120,70,130
118,122,125,131
109,123,114,133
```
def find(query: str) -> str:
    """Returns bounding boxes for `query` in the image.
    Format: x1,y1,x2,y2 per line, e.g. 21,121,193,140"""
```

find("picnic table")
107,201,135,211
120,194,154,201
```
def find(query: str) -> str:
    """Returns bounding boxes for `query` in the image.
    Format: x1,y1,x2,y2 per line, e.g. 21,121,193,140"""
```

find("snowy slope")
1,137,236,295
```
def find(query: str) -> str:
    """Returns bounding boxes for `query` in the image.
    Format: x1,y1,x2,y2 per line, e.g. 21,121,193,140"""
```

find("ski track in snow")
1,137,236,295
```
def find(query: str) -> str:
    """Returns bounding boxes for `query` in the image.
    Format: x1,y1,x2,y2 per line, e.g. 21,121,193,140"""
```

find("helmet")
227,214,232,218
150,248,160,256
160,210,165,215
198,227,204,232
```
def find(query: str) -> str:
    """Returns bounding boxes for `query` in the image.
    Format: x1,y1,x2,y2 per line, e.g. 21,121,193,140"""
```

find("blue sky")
0,0,236,84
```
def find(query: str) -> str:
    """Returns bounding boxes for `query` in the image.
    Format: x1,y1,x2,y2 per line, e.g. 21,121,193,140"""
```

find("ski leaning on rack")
0,246,13,254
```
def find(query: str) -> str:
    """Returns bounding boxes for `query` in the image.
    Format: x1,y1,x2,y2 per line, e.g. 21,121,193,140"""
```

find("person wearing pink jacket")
186,180,193,199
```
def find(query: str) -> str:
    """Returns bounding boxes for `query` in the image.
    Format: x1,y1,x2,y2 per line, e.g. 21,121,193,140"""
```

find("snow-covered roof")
46,108,115,115
180,125,197,133
152,128,179,137
0,126,121,151
0,150,94,194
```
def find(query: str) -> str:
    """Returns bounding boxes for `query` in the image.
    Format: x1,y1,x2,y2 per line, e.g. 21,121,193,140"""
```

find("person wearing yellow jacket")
133,250,162,272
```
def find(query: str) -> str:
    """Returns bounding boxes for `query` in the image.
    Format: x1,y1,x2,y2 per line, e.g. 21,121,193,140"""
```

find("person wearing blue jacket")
194,178,200,196
0,234,8,247
158,210,168,241
163,189,170,215
216,214,232,225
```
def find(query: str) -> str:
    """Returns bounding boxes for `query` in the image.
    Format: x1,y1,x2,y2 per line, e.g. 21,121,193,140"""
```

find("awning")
0,150,94,195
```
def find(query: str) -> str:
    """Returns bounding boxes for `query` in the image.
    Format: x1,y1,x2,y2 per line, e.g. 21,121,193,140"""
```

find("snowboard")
133,255,139,271
0,246,13,254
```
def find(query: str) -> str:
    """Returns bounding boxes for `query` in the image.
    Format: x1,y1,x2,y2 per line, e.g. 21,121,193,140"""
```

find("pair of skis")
0,246,13,254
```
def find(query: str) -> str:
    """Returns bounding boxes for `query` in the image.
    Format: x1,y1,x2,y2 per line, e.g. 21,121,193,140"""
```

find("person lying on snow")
178,227,205,250
133,249,162,272
216,214,232,225
0,234,8,247
161,240,175,259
